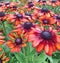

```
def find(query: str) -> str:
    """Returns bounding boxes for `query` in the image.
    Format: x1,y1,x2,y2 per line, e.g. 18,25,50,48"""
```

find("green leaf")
47,56,53,63
14,52,27,63
34,52,47,63
53,59,58,63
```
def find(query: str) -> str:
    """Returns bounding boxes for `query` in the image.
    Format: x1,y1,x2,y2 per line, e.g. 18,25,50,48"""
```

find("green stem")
2,22,7,40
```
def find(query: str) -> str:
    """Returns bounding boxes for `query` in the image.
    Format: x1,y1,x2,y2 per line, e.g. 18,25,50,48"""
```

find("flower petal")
32,39,43,47
11,46,21,52
36,42,44,53
55,42,60,50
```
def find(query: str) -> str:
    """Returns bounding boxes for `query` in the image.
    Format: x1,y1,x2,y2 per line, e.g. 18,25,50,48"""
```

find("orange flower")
56,15,60,26
6,30,27,53
28,27,60,56
47,0,60,7
0,52,9,63
32,7,55,20
0,2,20,12
36,0,47,6
6,11,32,25
0,32,5,45
39,15,56,26
23,1,35,11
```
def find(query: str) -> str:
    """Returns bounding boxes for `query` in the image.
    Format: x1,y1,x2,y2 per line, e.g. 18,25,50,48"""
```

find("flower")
14,21,38,35
0,53,9,63
6,12,30,25
56,15,60,26
47,0,60,7
56,26,60,31
0,32,5,45
24,1,35,11
0,12,6,21
39,15,56,26
6,30,27,52
36,0,47,6
0,2,20,12
28,27,60,56
32,7,55,20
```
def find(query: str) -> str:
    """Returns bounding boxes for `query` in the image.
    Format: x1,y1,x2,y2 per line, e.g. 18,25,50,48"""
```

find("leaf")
47,56,53,63
24,42,34,56
14,52,27,63
34,52,47,63
3,21,13,40
53,59,58,63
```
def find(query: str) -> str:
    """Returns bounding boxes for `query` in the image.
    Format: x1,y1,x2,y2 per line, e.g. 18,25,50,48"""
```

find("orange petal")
36,42,44,53
49,18,56,24
0,36,5,39
0,48,2,51
6,40,14,48
44,43,49,54
9,33,15,39
11,46,21,52
55,42,60,50
47,44,53,56
15,20,20,26
0,40,5,45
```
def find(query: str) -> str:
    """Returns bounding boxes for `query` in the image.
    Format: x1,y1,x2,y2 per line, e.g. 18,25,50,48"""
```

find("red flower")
28,27,60,56
13,21,39,35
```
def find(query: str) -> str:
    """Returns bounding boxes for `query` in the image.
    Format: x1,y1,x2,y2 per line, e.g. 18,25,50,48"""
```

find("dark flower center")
0,12,5,17
41,8,48,13
51,0,56,3
13,6,17,9
0,58,2,63
56,16,60,20
15,38,22,45
43,20,49,24
28,2,34,8
42,0,46,2
5,2,10,5
25,12,31,16
41,31,52,40
0,4,2,7
57,26,60,30
16,14,23,19
38,0,41,2
24,22,33,29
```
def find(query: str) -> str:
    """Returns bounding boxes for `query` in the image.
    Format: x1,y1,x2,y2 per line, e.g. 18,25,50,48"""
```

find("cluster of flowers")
0,1,60,62
34,0,60,7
